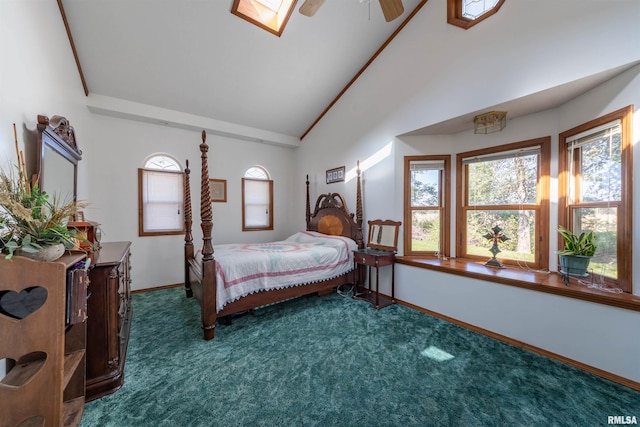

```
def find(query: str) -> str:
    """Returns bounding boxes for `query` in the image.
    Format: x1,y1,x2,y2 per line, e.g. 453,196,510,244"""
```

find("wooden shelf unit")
0,253,88,427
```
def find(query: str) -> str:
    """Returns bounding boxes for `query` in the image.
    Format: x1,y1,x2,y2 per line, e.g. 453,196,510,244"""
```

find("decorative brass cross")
483,225,509,268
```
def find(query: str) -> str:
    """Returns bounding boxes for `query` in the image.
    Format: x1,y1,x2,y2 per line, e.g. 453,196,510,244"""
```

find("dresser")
85,241,132,401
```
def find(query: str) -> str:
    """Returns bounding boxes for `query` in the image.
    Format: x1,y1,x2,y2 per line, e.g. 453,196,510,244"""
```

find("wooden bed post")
184,160,193,298
355,161,364,249
306,174,311,228
199,130,217,340
200,132,214,261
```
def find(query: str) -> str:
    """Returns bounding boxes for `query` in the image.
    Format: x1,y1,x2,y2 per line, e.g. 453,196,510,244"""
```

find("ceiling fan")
299,0,405,22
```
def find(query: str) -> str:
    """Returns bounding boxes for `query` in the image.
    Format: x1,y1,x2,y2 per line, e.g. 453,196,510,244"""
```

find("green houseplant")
0,166,83,260
557,225,597,276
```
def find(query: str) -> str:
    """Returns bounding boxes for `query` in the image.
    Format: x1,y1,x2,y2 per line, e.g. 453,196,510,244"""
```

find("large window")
242,166,273,231
138,154,184,236
456,137,550,269
404,155,451,256
558,106,633,293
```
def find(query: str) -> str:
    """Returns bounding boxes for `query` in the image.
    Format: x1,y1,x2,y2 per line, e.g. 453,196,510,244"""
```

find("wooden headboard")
305,170,364,249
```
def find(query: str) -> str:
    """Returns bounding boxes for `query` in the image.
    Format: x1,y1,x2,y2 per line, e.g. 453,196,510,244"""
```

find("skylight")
447,0,504,29
231,0,296,37
462,0,500,20
255,0,284,12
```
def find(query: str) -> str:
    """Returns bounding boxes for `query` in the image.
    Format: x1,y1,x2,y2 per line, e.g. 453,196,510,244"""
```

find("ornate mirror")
367,219,401,252
35,115,82,202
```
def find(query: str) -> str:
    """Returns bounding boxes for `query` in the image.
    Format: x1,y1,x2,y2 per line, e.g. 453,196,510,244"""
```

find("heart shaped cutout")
0,287,48,320
0,352,47,388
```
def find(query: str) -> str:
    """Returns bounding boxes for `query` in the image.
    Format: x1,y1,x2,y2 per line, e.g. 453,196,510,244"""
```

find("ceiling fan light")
473,111,507,134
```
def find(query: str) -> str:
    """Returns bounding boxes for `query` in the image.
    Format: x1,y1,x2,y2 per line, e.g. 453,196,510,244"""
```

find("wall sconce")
473,111,507,134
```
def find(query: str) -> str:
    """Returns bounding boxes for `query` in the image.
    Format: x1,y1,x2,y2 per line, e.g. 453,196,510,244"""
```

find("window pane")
141,169,184,233
411,168,440,207
144,203,183,231
145,171,182,203
405,156,449,257
466,209,535,262
572,207,617,278
244,167,268,180
144,155,180,171
243,179,271,228
578,135,621,203
467,154,538,206
255,0,283,11
411,210,440,252
462,0,500,19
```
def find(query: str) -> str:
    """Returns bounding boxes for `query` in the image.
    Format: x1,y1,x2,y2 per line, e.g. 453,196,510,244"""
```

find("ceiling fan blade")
299,0,326,17
379,0,404,22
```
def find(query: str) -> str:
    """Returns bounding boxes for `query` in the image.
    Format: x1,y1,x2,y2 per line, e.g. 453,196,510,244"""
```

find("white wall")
295,0,640,384
85,114,296,288
0,1,90,174
1,1,298,291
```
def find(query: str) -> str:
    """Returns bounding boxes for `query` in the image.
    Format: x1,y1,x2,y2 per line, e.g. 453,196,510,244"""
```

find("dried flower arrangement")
0,124,86,260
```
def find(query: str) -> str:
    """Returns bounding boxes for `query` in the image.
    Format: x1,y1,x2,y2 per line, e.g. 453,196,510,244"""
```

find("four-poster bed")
183,131,364,340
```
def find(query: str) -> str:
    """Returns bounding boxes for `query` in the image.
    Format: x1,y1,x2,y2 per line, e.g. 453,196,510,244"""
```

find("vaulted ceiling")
59,0,425,140
58,1,633,142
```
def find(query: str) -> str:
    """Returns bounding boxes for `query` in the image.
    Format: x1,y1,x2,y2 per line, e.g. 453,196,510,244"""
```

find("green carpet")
81,287,639,426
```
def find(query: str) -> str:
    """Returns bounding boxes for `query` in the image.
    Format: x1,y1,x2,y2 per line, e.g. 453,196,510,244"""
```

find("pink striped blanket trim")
201,231,357,312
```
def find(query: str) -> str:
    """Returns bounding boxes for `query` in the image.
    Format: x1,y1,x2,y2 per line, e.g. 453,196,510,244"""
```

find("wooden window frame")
447,0,505,29
242,177,274,231
456,137,550,269
558,105,633,293
403,155,451,256
231,0,296,37
138,168,185,236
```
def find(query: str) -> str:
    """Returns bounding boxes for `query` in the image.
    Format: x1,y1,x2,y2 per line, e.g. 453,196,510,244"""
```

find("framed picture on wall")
326,166,345,184
209,179,227,202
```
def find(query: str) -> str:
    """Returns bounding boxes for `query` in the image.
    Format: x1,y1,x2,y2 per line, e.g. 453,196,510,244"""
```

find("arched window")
242,166,273,231
144,154,181,171
138,154,185,236
447,0,504,29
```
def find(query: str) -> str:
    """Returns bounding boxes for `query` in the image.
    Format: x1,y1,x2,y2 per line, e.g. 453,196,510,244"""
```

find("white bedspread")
197,231,357,312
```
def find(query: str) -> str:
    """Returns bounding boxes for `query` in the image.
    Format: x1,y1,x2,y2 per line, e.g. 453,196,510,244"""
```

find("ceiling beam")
57,0,88,96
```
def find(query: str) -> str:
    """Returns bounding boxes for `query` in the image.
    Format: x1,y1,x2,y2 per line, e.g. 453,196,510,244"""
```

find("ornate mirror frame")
367,219,401,252
35,115,82,202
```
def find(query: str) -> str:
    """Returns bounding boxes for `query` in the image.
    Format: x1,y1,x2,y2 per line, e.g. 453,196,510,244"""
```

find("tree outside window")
559,106,633,293
404,156,450,256
457,138,550,269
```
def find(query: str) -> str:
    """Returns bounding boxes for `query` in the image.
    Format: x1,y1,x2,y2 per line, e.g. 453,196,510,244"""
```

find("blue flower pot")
559,254,591,277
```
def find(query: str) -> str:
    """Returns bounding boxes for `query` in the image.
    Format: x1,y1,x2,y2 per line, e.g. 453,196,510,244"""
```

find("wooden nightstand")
353,248,396,309
352,219,401,309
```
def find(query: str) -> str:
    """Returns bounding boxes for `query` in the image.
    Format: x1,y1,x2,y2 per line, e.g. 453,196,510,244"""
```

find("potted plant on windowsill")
557,225,597,277
0,167,84,261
